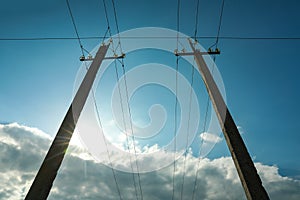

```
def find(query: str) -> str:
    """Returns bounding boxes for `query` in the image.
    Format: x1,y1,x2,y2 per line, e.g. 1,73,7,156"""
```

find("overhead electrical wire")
66,0,85,56
176,0,181,50
92,90,123,200
110,0,144,199
111,0,123,53
172,56,179,200
66,0,123,200
191,92,210,200
193,0,200,41
113,60,139,200
192,1,225,199
102,1,139,198
172,0,181,199
102,0,118,56
1,36,300,41
101,0,112,43
102,0,111,32
179,59,196,200
209,0,225,49
102,0,141,199
180,0,201,198
120,60,144,200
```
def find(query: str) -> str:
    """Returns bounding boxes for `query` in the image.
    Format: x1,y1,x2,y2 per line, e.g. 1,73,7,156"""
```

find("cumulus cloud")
200,132,222,143
1,123,300,200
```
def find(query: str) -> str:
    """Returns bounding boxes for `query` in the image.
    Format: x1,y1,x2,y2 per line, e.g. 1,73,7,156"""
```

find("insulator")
79,56,85,61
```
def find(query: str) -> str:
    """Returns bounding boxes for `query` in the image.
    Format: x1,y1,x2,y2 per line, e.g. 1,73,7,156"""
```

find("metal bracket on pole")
80,53,125,61
180,38,269,200
25,43,110,200
174,46,220,57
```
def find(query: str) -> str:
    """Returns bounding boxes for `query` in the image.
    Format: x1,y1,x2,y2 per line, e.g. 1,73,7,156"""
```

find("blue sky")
1,0,300,198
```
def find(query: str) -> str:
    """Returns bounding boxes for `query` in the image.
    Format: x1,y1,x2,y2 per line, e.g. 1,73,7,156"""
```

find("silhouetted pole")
186,39,269,200
25,44,109,200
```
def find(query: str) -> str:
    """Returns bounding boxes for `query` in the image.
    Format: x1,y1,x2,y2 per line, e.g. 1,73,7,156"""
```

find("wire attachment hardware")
79,53,125,61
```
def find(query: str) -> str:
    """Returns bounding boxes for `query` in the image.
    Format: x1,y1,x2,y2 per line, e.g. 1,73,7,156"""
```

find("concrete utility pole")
178,39,270,200
25,44,110,200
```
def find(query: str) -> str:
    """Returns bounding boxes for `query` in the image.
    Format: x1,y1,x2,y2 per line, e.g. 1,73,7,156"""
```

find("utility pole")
25,43,110,200
177,39,270,200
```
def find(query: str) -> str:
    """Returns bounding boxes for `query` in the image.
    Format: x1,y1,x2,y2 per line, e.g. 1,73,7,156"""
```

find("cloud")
1,123,300,200
200,132,222,143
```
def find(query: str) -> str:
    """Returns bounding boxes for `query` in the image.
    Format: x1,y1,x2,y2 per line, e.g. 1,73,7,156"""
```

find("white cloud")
0,123,300,200
200,132,222,143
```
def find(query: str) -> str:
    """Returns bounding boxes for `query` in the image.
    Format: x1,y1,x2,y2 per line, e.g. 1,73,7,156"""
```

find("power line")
216,0,225,48
101,0,112,43
180,0,199,198
120,61,144,200
172,56,179,200
191,95,210,200
2,36,300,41
101,0,139,199
172,0,180,199
192,1,225,199
110,1,143,199
66,0,84,56
176,0,181,50
210,0,225,49
102,0,111,34
113,60,139,200
92,89,123,200
180,59,195,200
193,0,200,40
66,1,123,199
111,0,123,53
111,0,120,35
191,57,218,200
